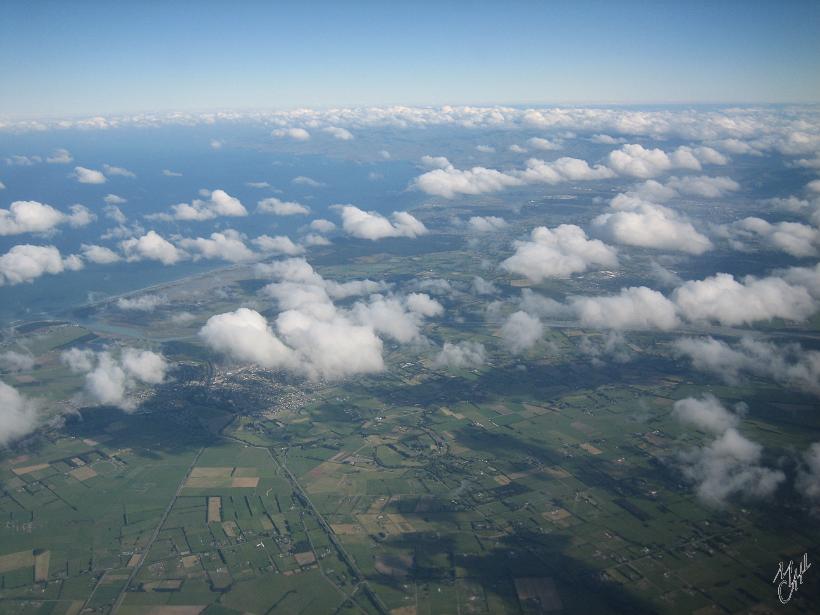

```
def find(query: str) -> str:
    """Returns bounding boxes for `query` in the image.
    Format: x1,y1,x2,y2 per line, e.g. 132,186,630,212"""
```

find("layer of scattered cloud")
678,424,784,507
116,294,165,311
4,106,817,156
606,144,727,178
718,217,819,258
513,260,820,334
6,155,42,165
796,443,820,503
0,351,35,373
414,157,523,198
578,331,631,365
202,258,441,380
674,336,820,396
413,155,614,198
673,394,784,507
665,175,739,198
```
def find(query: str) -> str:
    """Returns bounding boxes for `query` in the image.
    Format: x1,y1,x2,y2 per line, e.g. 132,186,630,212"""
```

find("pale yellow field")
293,551,316,567
12,463,50,476
69,466,97,481
181,555,199,569
189,467,233,478
0,550,34,573
118,607,205,615
330,523,363,535
230,476,258,488
185,467,259,488
34,550,50,582
207,496,221,523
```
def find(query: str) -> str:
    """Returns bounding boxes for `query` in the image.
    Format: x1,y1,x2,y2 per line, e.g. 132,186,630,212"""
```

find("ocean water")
0,124,420,324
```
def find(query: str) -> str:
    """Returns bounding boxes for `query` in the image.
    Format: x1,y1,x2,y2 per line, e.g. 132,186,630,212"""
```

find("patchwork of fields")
1,342,818,614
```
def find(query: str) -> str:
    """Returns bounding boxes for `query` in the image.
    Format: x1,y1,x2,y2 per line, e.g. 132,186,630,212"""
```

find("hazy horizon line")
4,99,820,124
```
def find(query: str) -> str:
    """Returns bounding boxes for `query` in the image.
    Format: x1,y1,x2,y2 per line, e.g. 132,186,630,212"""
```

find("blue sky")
2,0,819,117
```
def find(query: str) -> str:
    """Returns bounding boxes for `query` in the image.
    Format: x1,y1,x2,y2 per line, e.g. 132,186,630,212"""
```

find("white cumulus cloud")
179,230,256,263
0,244,83,286
272,127,311,141
81,244,121,264
673,273,816,326
117,294,166,311
102,164,136,178
501,225,618,282
323,126,353,140
678,425,784,507
468,216,508,232
606,144,727,178
673,394,740,434
593,197,713,255
0,201,93,235
252,234,304,256
121,231,184,265
500,311,543,354
257,197,310,216
46,148,73,164
571,286,680,330
62,347,169,411
674,336,820,396
432,341,487,369
169,189,248,221
0,380,40,446
73,166,107,184
338,205,427,240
